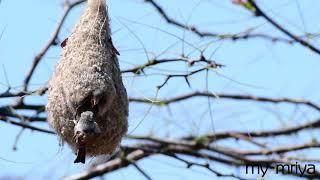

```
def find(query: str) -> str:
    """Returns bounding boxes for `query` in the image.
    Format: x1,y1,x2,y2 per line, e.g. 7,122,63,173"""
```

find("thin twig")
0,116,54,134
21,0,86,92
248,0,320,55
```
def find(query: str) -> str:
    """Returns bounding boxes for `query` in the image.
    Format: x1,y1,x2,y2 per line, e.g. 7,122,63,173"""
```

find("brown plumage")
46,0,128,163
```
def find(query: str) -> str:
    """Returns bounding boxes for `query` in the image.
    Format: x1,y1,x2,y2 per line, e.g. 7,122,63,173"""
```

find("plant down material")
46,0,128,164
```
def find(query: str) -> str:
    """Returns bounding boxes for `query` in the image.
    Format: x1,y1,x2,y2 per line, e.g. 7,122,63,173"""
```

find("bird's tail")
74,147,86,164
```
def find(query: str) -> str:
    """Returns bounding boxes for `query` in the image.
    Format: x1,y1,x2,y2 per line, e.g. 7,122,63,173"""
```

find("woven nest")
46,0,128,159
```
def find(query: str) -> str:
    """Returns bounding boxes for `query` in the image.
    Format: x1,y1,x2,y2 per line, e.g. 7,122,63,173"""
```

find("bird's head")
79,111,94,123
74,111,101,139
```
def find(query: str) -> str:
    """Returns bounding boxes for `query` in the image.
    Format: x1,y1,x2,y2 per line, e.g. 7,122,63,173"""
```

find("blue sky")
0,0,320,179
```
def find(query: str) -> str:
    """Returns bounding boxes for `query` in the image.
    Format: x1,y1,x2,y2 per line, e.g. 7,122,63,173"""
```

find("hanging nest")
46,0,128,163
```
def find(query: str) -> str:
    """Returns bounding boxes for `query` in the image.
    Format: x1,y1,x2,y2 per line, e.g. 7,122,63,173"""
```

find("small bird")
73,111,101,164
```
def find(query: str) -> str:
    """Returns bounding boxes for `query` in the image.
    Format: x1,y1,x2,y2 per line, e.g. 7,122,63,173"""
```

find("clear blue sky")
0,0,320,179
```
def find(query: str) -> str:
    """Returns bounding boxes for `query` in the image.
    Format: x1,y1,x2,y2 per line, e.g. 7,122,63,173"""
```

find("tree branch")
248,0,320,55
130,91,320,111
144,0,294,43
21,0,86,92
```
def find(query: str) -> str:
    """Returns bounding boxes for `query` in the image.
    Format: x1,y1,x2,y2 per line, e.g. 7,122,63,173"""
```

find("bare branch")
144,0,294,43
63,150,151,180
130,91,320,111
0,116,54,134
131,162,153,180
248,0,320,55
21,0,86,92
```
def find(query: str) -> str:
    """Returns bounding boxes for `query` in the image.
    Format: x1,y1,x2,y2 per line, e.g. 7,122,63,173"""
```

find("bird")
46,0,128,164
73,111,101,163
